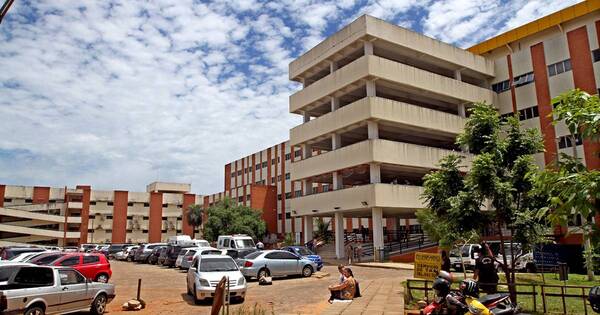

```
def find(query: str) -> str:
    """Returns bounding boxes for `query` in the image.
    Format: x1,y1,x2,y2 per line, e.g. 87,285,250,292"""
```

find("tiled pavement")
321,278,405,315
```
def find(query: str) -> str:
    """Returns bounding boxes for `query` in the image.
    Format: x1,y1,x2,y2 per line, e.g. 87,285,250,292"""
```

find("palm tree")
186,204,204,238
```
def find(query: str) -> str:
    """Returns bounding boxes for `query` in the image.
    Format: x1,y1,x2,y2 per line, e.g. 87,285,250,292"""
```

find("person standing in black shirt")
441,250,451,272
473,245,499,293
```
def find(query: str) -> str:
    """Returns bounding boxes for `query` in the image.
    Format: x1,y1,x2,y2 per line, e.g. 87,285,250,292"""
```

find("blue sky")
0,0,581,194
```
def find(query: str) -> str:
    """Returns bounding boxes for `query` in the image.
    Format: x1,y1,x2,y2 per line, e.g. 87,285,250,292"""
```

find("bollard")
137,279,142,300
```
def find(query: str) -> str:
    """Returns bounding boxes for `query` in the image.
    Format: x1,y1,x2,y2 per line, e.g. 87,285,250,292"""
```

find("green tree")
185,204,204,238
420,102,548,301
203,197,266,242
536,89,600,280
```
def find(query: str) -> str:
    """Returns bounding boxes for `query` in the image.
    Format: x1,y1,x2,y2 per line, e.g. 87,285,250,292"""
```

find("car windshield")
199,258,238,272
200,250,222,255
295,247,314,256
33,254,65,265
449,247,471,258
234,239,255,249
244,251,262,260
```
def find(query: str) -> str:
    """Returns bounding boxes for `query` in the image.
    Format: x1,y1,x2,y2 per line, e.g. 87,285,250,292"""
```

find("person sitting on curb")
328,267,357,303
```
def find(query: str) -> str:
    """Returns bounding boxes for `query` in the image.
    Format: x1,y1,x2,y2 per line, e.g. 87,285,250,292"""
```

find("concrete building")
0,182,203,246
289,1,600,259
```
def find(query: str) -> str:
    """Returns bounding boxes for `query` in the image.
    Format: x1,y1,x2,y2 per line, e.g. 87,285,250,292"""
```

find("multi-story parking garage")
289,1,600,259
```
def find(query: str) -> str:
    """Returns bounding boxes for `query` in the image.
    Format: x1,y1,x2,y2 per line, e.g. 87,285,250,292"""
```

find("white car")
114,246,137,261
7,250,50,262
186,255,247,304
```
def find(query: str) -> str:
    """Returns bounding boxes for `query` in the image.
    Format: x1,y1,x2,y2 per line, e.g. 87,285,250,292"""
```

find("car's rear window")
32,253,65,265
83,255,100,264
0,266,20,281
184,250,196,256
244,251,262,260
200,250,222,255
14,267,54,286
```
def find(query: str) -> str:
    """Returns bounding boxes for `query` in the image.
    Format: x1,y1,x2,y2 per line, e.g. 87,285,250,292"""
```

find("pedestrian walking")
441,250,451,272
345,243,353,265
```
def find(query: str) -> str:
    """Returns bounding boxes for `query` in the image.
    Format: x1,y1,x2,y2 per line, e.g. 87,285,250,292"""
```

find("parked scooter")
421,272,519,315
590,286,600,313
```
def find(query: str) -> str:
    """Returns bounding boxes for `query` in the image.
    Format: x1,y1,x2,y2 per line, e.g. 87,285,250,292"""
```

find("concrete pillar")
372,208,384,255
303,111,310,123
458,103,466,118
329,61,338,73
367,121,379,139
364,41,373,56
300,77,306,88
454,69,462,81
333,171,343,190
302,179,312,196
370,163,381,184
330,96,339,112
335,212,345,259
366,80,376,97
302,143,312,159
332,133,342,150
304,216,313,243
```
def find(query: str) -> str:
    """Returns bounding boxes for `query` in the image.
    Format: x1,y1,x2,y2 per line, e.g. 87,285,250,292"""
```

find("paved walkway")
352,262,414,270
321,278,405,315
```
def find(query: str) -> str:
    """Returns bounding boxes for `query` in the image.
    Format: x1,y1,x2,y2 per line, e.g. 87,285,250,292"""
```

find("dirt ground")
102,260,412,314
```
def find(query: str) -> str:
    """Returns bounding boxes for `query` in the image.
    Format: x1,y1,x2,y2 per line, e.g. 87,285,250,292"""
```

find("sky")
0,0,582,194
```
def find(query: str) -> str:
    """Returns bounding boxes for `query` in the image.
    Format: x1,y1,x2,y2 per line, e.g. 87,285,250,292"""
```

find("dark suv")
148,246,167,265
162,244,193,267
106,244,132,259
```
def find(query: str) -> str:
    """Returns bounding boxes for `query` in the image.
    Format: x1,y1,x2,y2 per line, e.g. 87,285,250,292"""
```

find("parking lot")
105,260,412,314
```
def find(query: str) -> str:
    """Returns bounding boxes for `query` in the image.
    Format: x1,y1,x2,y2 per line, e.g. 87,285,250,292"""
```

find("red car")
50,253,112,282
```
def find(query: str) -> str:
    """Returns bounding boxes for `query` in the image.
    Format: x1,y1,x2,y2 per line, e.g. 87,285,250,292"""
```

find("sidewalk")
352,262,414,270
321,278,405,315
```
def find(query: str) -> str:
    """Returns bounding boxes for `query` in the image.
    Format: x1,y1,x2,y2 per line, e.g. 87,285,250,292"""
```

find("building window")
294,150,302,157
3,198,11,203
143,202,149,207
548,59,571,77
231,172,236,178
312,187,318,194
88,229,94,233
593,49,600,63
277,175,282,182
90,201,96,205
89,215,96,219
143,216,149,220
518,106,539,121
285,192,292,199
126,229,133,233
246,194,251,200
499,112,513,122
142,229,148,233
261,161,268,168
107,201,113,206
177,204,182,208
271,158,276,165
271,177,275,184
285,173,290,180
294,190,302,197
25,198,33,203
323,184,330,192
237,170,242,176
255,164,260,170
277,194,282,201
285,212,291,219
161,229,167,233
238,196,243,202
512,72,534,87
106,215,113,219
127,202,133,206
285,153,291,160
176,217,182,221
105,229,112,233
176,229,182,233
557,134,583,149
491,80,510,93
126,215,133,220
162,216,167,220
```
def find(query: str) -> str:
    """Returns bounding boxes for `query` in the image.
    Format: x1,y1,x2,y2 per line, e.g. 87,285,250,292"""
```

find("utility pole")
0,0,15,24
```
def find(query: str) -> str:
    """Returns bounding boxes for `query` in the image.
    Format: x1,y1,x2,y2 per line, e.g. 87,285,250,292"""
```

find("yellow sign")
413,252,441,280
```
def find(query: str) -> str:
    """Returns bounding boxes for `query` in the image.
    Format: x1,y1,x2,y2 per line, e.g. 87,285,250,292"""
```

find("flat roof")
468,0,600,55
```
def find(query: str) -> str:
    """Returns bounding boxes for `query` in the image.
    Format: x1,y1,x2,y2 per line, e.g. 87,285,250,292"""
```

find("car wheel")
90,294,107,315
95,273,109,283
302,265,313,277
257,268,270,279
187,279,192,296
193,285,201,305
24,305,45,315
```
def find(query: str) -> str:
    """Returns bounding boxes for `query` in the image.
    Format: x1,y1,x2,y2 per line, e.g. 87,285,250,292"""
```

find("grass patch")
404,273,598,314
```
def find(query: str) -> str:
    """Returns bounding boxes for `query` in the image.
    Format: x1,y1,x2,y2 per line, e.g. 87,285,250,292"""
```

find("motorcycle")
422,290,519,315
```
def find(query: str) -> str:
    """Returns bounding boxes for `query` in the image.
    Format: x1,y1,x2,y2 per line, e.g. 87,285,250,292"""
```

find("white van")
217,235,256,250
449,244,482,271
168,235,192,245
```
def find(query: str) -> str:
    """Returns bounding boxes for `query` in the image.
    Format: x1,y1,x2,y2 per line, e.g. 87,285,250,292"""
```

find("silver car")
177,247,223,270
0,264,115,315
186,255,247,304
238,250,317,279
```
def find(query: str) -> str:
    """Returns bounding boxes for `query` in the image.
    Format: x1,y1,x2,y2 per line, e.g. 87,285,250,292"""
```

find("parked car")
126,246,139,262
106,243,132,259
134,243,166,263
114,246,136,261
217,235,258,264
28,252,68,265
0,247,46,260
281,246,323,271
449,244,482,271
47,253,112,283
148,246,166,265
163,244,193,268
239,250,317,279
177,247,222,270
6,250,50,263
79,244,99,252
0,263,115,314
63,246,79,253
186,255,247,304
